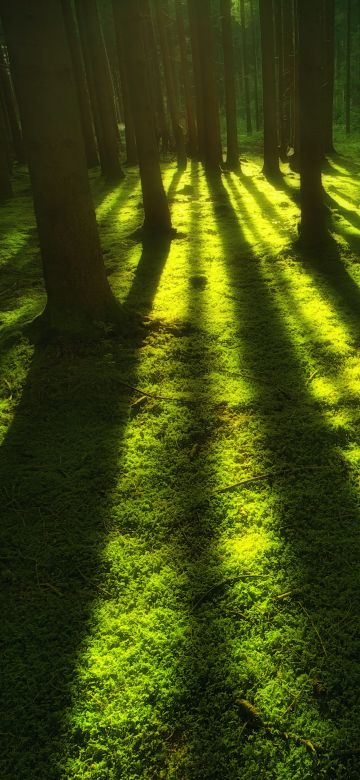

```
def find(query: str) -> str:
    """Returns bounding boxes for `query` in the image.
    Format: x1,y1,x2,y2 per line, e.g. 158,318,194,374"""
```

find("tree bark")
61,0,99,168
175,0,197,158
154,0,187,169
282,0,294,156
249,0,260,131
323,0,335,153
188,0,222,172
274,0,287,159
0,43,25,162
0,94,12,200
112,2,138,165
221,0,240,170
240,0,252,135
75,0,124,182
0,0,120,331
259,0,280,177
346,0,351,135
118,0,172,234
298,0,328,245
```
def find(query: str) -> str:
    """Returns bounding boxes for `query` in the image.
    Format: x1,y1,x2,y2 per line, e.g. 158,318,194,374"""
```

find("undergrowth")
2,137,360,779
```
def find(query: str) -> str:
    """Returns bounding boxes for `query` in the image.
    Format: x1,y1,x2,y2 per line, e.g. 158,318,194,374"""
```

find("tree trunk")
323,0,335,154
0,94,12,200
112,2,138,165
187,0,205,159
298,0,328,245
188,0,222,172
0,43,25,162
249,0,260,131
282,0,294,156
274,0,287,160
240,0,252,134
175,0,197,158
346,0,351,135
259,0,280,177
75,0,124,182
144,0,170,152
61,0,99,168
290,0,300,171
221,0,240,170
1,0,120,331
118,0,172,234
154,0,187,169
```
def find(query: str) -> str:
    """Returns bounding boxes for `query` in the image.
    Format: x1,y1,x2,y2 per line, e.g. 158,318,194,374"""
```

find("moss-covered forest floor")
2,141,360,779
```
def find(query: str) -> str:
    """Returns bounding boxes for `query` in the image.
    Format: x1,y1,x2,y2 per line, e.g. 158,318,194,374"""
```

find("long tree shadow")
203,170,360,777
0,231,172,778
239,173,360,343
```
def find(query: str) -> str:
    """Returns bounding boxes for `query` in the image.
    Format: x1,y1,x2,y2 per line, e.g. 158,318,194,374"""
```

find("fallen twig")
297,600,328,657
217,465,331,494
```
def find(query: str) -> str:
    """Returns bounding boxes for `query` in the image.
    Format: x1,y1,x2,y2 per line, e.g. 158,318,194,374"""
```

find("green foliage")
2,141,360,778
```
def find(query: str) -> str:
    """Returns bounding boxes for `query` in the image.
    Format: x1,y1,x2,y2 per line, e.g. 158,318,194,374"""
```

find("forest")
1,0,360,778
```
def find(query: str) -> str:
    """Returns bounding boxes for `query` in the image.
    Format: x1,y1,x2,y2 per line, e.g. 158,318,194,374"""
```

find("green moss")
2,149,360,778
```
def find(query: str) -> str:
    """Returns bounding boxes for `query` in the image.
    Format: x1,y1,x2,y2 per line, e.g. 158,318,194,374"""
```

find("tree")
188,0,222,172
175,0,197,158
115,0,172,234
61,0,99,168
75,0,124,182
259,0,280,178
0,0,121,332
220,0,240,171
153,0,187,169
112,3,138,165
298,0,328,245
0,93,12,200
323,0,335,154
240,0,252,134
249,0,260,131
0,43,25,162
345,0,351,135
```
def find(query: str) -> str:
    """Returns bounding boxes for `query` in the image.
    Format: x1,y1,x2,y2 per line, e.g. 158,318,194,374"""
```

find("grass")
2,136,360,778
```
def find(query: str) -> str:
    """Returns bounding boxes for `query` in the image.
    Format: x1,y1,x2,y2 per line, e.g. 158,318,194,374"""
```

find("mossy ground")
2,138,360,779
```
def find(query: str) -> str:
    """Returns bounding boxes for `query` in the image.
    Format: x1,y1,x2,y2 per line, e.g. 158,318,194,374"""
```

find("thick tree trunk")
118,0,172,234
0,44,25,163
0,95,12,201
175,0,197,158
75,0,124,182
240,0,252,135
221,0,240,171
290,0,300,171
259,0,280,178
61,0,99,168
188,0,222,172
323,0,335,153
298,0,328,245
1,0,120,331
154,1,187,169
112,2,138,166
249,0,260,131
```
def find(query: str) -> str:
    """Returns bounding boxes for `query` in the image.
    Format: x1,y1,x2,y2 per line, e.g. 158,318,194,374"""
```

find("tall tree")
249,0,260,131
75,0,124,182
259,0,280,177
323,0,335,153
175,0,197,158
0,94,12,200
274,0,287,159
61,0,99,168
346,0,351,135
240,0,252,134
153,0,187,169
188,0,222,172
282,0,294,156
1,0,121,331
298,0,328,245
116,0,172,234
0,43,25,162
112,2,138,165
221,0,240,171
